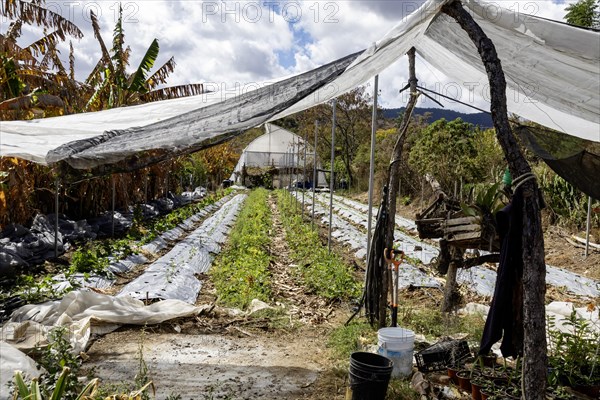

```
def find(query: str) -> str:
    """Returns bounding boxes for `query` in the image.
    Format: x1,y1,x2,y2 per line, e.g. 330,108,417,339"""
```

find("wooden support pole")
442,2,547,397
302,129,308,217
382,47,420,328
296,136,300,213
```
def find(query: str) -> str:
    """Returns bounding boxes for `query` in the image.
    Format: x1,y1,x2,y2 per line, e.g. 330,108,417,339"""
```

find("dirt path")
84,193,349,400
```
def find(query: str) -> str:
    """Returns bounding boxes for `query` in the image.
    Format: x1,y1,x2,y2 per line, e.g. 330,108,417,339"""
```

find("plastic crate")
415,340,471,372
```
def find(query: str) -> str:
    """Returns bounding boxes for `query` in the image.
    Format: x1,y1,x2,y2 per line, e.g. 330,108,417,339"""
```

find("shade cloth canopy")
0,0,598,175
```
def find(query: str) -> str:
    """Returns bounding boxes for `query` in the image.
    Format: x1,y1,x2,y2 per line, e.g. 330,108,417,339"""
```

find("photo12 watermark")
400,80,540,107
200,1,339,24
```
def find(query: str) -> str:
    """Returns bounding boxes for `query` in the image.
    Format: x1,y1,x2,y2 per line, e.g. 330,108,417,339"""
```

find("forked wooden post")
381,47,420,327
442,1,547,397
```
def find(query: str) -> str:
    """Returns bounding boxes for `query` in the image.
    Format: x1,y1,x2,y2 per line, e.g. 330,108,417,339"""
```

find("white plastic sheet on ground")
49,195,235,293
0,289,210,398
0,341,43,400
298,192,441,289
306,193,600,299
119,194,246,303
460,300,600,341
1,0,597,169
2,290,206,352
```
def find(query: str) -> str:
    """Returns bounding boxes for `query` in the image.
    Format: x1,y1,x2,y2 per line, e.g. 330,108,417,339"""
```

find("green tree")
353,114,429,194
295,87,374,188
565,0,600,28
408,118,503,192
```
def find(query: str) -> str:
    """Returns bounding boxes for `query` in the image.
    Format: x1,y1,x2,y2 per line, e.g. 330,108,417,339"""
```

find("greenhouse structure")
230,123,328,189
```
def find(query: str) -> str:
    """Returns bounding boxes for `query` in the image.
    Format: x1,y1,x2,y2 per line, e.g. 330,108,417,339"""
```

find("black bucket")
347,352,393,400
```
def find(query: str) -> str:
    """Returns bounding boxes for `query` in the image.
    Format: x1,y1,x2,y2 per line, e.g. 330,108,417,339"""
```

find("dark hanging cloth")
479,187,524,358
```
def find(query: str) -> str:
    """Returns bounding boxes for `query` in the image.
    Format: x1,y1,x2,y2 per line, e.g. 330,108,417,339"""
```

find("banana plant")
85,4,204,111
0,0,83,116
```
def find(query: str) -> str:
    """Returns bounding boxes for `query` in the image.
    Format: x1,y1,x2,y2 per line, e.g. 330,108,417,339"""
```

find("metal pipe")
366,75,379,265
312,120,318,229
328,99,337,252
289,144,293,201
585,196,592,257
111,175,116,237
294,137,298,208
54,176,60,258
302,127,308,218
294,136,300,213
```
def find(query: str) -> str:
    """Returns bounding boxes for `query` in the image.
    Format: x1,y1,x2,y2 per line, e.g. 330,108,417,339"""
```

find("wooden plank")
447,231,482,241
445,216,480,226
571,235,600,250
418,218,445,224
444,224,481,233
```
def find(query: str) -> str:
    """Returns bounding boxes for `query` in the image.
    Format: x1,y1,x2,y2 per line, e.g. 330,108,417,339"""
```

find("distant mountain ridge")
383,107,493,128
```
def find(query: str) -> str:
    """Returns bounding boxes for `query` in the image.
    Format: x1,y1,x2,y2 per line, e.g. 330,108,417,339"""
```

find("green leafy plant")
547,308,600,387
210,188,272,309
328,322,376,361
409,119,504,193
69,244,110,276
12,368,99,400
4,274,67,304
461,182,505,218
37,326,83,399
276,190,360,301
537,165,599,229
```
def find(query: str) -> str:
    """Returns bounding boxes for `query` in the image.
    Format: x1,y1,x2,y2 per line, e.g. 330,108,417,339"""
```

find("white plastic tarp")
0,0,598,170
0,290,209,399
1,290,206,354
0,341,43,400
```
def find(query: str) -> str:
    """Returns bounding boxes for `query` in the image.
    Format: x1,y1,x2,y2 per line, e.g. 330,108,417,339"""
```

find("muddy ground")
83,193,599,399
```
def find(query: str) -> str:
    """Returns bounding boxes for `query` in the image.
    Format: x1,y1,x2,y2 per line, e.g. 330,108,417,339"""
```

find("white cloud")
8,0,578,113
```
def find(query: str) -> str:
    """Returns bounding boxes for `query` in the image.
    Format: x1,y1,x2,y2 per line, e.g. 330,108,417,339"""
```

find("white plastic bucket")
377,327,415,378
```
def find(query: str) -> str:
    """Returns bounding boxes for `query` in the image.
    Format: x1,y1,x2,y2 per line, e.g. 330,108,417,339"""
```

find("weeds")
37,326,83,399
536,165,599,229
134,327,154,400
399,305,485,341
547,308,600,387
211,188,272,309
91,326,156,399
328,321,377,362
276,190,360,301
327,322,420,399
386,380,420,399
8,274,66,304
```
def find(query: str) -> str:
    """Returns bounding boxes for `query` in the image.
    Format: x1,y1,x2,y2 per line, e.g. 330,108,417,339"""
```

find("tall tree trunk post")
381,47,420,327
442,245,464,313
442,2,547,398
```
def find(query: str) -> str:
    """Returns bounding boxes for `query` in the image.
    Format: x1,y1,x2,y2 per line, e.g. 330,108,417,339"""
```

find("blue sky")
14,0,577,112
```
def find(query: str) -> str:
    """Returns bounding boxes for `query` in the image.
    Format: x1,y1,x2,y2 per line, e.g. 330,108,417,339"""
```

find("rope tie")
512,172,536,192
